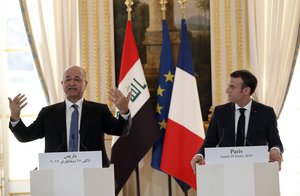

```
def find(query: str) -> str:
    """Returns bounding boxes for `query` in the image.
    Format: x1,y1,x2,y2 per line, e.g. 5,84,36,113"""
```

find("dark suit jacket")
10,100,129,167
198,100,283,156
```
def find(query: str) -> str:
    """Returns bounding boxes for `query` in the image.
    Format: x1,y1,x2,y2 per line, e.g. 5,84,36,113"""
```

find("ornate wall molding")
79,0,115,107
210,0,250,106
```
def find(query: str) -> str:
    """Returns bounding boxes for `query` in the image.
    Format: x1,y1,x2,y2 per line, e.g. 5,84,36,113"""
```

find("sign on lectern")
197,146,280,196
30,151,115,196
205,145,268,165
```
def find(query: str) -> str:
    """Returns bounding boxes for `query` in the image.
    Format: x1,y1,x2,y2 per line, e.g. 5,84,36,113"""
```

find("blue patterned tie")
69,104,79,151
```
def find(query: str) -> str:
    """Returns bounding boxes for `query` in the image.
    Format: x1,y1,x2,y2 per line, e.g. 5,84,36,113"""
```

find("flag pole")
159,1,174,195
135,166,141,196
160,1,174,195
168,175,172,196
124,1,141,196
178,1,188,193
178,0,187,19
125,0,133,21
160,0,167,20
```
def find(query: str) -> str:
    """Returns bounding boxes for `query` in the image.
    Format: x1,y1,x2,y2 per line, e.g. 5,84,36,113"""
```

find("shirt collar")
65,98,84,110
235,99,252,111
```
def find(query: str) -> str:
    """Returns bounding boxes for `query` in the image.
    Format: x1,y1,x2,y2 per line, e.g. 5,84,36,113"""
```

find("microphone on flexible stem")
71,134,76,151
80,142,89,151
54,142,64,152
242,129,253,146
244,137,253,146
216,127,225,148
54,132,66,152
79,130,89,151
242,128,246,146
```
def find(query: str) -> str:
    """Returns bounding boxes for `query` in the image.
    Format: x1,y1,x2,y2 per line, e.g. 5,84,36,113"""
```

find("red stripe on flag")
160,118,204,189
119,21,139,82
111,20,160,194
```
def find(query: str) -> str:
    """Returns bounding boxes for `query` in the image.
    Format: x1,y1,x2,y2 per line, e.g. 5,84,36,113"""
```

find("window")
0,0,46,194
278,53,300,196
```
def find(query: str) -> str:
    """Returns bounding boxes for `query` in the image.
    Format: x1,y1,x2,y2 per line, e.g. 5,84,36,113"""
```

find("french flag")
160,19,205,189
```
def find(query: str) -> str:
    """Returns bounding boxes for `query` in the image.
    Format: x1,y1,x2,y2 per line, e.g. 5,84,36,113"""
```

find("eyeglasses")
63,77,83,83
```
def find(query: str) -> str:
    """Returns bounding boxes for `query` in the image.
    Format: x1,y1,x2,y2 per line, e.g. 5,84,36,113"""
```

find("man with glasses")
8,65,131,167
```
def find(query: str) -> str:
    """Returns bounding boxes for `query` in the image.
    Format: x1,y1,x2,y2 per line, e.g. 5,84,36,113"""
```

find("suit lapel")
56,102,67,146
80,100,89,143
246,101,258,140
228,103,236,145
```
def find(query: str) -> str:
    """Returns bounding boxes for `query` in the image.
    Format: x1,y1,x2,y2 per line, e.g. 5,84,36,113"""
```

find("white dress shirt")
234,100,252,142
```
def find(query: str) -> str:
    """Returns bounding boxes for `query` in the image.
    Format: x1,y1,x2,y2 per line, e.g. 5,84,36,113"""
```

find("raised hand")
8,93,27,121
109,87,131,114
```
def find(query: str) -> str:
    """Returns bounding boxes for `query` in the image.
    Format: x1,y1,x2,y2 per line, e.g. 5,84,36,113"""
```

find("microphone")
80,142,89,151
242,129,253,146
216,127,225,147
70,134,76,151
242,128,246,146
79,130,89,151
244,136,253,146
54,131,67,152
54,142,64,152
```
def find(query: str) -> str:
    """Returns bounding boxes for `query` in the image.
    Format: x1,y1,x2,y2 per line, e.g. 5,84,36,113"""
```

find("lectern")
196,146,280,196
30,151,115,196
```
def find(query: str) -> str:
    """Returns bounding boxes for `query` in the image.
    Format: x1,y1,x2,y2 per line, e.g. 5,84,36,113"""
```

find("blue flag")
151,20,175,170
151,19,190,193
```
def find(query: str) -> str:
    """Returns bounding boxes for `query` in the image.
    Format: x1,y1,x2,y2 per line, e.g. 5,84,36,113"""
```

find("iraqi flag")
160,19,205,189
111,21,160,194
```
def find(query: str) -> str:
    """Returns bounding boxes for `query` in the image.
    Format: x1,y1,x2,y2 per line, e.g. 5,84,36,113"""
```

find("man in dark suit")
8,65,131,167
191,69,283,172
